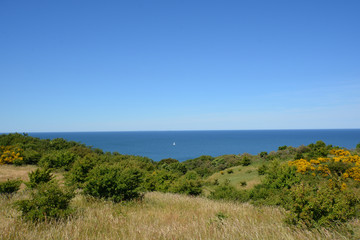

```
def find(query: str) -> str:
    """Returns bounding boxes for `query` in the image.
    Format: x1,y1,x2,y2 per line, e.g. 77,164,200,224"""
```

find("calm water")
28,130,360,162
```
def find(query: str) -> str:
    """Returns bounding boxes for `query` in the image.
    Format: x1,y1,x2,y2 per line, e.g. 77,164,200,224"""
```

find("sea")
26,129,360,162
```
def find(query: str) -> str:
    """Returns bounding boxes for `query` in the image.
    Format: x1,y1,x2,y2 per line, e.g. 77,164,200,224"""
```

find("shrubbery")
83,164,144,202
170,171,203,196
26,168,53,189
285,182,359,228
209,181,248,202
0,179,22,195
38,150,77,170
15,182,74,222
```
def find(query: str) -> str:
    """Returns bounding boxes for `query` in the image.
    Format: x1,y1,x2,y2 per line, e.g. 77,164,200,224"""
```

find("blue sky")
1,0,360,132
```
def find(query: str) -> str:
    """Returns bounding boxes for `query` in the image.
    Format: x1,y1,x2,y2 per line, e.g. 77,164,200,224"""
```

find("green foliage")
257,164,268,175
356,143,360,150
327,161,353,176
307,140,331,159
49,138,78,151
159,161,187,175
227,169,234,174
158,158,179,165
259,151,268,158
15,182,74,222
209,181,248,202
294,152,303,160
0,179,22,195
278,145,288,150
38,151,77,170
241,156,251,166
65,154,98,188
249,162,301,206
143,170,178,192
170,171,203,196
26,168,53,189
83,164,144,202
22,149,42,165
285,183,359,228
240,181,247,186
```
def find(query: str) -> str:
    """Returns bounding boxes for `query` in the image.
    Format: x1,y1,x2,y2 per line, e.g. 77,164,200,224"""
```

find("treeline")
1,133,360,229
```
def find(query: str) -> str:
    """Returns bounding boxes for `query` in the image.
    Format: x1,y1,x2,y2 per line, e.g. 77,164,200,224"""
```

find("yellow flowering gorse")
0,145,23,164
288,149,360,182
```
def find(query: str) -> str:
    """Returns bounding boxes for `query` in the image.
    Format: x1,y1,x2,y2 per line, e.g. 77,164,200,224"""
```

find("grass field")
1,165,359,240
2,191,359,240
205,163,264,193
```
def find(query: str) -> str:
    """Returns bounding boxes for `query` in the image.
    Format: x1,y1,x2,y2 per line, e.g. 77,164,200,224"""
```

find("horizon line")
1,128,360,134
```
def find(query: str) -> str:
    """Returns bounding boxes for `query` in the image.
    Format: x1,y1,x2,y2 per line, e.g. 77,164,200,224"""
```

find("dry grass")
0,165,65,187
1,191,358,240
0,165,37,182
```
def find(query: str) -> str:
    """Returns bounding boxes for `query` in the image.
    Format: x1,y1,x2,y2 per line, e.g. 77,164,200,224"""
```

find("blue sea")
28,130,360,162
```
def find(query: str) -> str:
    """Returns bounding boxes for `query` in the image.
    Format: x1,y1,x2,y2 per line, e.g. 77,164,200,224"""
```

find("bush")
249,162,301,206
240,181,247,186
227,169,234,174
285,183,359,228
259,151,268,158
22,149,42,165
38,151,77,170
15,182,74,222
143,170,178,192
278,146,287,150
26,168,53,189
0,146,23,164
83,164,143,202
209,182,248,202
0,179,22,195
257,164,268,175
65,154,97,188
170,171,203,196
241,157,251,166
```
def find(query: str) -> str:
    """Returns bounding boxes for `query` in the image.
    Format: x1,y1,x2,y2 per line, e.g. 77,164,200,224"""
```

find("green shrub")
227,169,234,174
15,182,74,222
22,149,42,165
285,183,359,228
259,151,268,158
38,151,77,170
209,182,248,202
278,145,287,150
257,164,268,175
170,171,203,196
0,179,22,195
65,154,97,188
241,157,251,166
249,162,301,206
294,152,303,160
143,170,178,192
83,164,143,202
26,168,53,189
240,181,247,186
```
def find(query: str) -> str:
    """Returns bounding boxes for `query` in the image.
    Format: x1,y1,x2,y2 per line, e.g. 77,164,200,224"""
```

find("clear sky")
1,0,360,132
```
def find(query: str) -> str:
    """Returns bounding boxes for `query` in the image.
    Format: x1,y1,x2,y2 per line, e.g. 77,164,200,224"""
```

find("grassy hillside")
205,164,263,193
1,134,360,237
0,165,359,240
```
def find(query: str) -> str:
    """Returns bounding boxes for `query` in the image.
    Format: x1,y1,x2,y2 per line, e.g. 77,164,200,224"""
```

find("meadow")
1,133,360,239
0,165,358,240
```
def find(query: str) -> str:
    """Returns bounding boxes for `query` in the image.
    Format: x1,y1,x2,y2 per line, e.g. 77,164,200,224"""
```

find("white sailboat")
173,142,176,146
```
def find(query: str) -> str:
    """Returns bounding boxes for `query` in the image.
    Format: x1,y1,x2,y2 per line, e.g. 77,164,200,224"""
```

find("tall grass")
1,191,358,240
